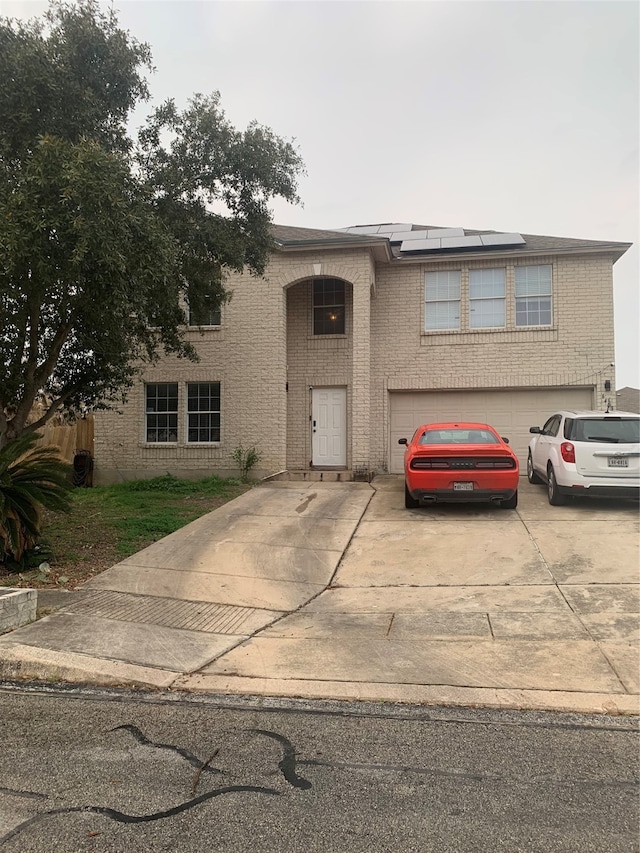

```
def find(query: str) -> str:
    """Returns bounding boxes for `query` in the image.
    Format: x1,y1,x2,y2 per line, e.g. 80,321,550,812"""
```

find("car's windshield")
418,429,500,445
571,418,640,444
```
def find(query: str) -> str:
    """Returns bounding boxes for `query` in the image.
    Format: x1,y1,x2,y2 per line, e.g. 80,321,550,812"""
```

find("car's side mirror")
529,427,541,434
398,438,408,445
501,437,509,444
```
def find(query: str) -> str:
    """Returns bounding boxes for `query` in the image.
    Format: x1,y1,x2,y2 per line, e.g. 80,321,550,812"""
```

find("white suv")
527,410,640,505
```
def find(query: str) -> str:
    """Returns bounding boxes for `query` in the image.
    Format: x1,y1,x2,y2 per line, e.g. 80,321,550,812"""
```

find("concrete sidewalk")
0,478,638,715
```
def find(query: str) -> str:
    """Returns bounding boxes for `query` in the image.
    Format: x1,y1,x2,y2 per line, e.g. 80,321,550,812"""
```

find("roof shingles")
270,222,631,259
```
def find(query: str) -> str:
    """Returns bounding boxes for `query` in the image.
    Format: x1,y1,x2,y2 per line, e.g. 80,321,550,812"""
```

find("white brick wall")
94,246,617,483
368,252,616,468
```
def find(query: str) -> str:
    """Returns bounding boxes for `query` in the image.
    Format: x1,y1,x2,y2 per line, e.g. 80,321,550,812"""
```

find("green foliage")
52,473,244,560
113,473,236,495
0,0,151,160
0,432,72,566
232,444,262,482
0,0,304,446
0,472,248,587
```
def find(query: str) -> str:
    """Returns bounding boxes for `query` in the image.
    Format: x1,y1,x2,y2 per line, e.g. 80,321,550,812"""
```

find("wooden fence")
32,415,94,463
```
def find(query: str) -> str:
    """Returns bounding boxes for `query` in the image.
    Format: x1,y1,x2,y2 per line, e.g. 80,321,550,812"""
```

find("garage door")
389,387,594,473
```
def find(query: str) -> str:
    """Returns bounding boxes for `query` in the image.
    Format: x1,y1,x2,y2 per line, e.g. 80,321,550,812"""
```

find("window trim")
186,382,221,444
468,268,506,330
514,264,553,328
424,270,461,332
422,262,555,335
145,382,179,444
312,278,347,336
142,381,223,445
188,298,222,328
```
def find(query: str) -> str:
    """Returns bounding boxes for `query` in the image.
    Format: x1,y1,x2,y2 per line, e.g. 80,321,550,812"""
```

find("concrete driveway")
180,477,639,713
1,477,638,714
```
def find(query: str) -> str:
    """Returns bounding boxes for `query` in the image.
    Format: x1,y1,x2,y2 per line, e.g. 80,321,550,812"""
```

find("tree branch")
33,312,76,389
17,381,83,435
11,312,75,435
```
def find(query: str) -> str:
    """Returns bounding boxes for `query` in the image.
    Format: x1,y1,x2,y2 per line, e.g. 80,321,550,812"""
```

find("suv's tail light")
561,442,575,463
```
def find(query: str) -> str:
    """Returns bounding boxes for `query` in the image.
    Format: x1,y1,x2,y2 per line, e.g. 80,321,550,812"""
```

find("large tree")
0,0,304,446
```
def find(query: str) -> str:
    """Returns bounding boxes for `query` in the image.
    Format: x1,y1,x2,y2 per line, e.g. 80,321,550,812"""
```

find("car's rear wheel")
500,491,518,509
405,482,420,509
527,452,543,484
547,465,566,506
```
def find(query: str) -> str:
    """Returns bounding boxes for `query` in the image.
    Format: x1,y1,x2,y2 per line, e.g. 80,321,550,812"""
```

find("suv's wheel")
405,482,420,509
547,465,566,506
500,490,518,509
527,452,542,484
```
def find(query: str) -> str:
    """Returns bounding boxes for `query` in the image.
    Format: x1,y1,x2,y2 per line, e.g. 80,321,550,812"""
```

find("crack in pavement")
0,724,311,846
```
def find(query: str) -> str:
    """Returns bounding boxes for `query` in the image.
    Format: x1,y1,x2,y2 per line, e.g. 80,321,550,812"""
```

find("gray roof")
271,222,631,262
271,224,383,244
615,387,640,414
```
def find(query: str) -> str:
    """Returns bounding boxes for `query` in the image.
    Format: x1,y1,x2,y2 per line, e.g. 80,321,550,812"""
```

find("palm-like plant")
0,433,73,566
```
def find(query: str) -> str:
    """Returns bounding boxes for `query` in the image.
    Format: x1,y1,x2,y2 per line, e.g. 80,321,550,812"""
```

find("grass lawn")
0,474,252,591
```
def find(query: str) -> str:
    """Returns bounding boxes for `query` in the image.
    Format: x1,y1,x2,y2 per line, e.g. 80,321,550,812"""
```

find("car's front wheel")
500,491,518,509
527,452,543,484
405,482,420,509
547,465,566,506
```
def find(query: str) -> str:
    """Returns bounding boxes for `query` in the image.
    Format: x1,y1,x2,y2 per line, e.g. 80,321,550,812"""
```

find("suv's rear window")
570,418,640,443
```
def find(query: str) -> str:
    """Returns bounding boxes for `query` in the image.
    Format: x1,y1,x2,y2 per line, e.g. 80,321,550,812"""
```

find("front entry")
312,387,347,467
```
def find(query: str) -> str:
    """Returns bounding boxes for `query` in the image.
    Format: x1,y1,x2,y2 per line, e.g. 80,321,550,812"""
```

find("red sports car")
399,422,520,509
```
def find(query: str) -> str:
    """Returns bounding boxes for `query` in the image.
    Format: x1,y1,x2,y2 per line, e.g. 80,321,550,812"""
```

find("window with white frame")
515,265,552,326
425,270,461,331
312,278,345,335
188,296,221,327
469,268,506,328
187,382,221,443
146,383,178,442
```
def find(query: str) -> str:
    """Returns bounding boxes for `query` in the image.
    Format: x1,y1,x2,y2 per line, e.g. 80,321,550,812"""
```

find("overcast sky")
4,0,639,388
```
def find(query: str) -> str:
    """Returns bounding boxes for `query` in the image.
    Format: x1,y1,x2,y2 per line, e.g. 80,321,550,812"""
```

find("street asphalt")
0,476,638,715
1,688,637,852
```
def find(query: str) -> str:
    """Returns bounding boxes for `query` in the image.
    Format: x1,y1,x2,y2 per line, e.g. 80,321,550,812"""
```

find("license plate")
453,482,474,491
608,457,629,468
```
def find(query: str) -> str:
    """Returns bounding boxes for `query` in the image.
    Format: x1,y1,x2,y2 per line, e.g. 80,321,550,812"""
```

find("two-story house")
93,222,631,484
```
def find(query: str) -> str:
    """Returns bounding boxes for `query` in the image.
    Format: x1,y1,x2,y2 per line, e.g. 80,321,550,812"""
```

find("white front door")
312,388,347,467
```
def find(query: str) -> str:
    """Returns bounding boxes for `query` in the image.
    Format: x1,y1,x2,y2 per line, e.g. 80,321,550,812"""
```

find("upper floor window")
188,296,221,327
515,265,552,326
425,270,460,331
469,268,505,328
313,278,345,335
187,382,221,443
146,383,178,442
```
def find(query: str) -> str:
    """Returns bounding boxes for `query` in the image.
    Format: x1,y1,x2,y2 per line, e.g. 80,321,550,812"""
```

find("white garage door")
389,387,594,474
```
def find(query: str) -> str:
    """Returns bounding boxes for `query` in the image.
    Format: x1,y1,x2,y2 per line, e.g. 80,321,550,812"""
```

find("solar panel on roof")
376,223,413,233
480,233,526,246
341,223,414,236
388,230,428,243
440,235,483,249
399,238,442,252
427,228,465,239
334,224,527,253
342,225,385,235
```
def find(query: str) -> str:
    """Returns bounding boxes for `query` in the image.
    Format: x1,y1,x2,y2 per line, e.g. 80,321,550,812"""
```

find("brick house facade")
93,223,631,484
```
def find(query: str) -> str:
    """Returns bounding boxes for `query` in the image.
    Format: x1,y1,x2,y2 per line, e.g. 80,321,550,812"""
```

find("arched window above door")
312,278,346,335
